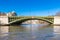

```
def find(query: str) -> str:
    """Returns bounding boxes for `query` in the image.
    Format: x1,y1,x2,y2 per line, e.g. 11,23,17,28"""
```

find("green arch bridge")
8,16,54,25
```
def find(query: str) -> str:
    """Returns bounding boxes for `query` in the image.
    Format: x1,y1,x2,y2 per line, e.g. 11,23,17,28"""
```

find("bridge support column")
54,16,60,25
0,16,9,25
54,16,60,38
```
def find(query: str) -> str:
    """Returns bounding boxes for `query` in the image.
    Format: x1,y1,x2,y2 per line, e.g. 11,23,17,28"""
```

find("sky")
0,0,60,16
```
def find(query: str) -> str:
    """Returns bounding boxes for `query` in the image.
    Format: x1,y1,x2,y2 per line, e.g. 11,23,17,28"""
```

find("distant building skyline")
0,11,60,16
0,11,17,16
0,12,6,16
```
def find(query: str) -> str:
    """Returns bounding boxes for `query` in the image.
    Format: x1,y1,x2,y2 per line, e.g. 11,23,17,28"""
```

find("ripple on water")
1,25,60,40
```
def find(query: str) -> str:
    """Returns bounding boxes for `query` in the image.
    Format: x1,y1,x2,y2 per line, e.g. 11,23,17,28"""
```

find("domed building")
7,11,17,16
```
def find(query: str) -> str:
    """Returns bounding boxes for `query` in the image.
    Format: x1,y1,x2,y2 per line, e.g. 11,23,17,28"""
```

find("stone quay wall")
0,16,9,25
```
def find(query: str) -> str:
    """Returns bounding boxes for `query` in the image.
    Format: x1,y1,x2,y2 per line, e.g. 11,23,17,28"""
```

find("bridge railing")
8,16,54,24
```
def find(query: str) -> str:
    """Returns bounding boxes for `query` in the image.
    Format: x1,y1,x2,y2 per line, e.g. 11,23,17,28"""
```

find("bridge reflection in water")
1,24,60,40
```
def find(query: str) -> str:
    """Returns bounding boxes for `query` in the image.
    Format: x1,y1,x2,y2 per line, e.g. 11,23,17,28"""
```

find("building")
0,11,17,25
55,11,60,16
0,11,17,16
7,11,17,16
0,12,6,16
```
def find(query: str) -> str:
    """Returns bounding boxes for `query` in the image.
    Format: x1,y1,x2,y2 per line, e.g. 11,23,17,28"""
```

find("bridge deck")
8,16,54,25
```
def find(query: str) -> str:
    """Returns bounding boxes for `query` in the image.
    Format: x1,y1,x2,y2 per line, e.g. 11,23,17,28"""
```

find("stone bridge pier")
0,16,9,25
54,16,60,25
54,16,60,38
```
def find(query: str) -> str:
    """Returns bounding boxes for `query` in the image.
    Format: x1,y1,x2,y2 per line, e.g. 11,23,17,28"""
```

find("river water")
0,24,60,40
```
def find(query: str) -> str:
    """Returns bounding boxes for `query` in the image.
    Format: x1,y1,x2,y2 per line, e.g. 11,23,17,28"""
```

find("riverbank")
54,24,60,26
0,24,9,26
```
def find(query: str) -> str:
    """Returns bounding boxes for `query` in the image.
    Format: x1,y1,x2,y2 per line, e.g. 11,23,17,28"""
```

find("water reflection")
1,24,60,40
54,26,60,39
0,26,9,40
0,26,9,37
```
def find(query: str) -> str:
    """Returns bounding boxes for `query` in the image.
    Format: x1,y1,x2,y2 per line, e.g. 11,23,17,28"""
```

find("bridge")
0,16,54,25
7,16,54,25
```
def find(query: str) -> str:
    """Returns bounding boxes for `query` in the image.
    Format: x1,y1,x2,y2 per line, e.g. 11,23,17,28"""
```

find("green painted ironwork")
8,16,54,25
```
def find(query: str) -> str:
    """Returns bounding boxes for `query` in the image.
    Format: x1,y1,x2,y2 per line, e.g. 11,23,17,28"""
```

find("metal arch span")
9,17,53,25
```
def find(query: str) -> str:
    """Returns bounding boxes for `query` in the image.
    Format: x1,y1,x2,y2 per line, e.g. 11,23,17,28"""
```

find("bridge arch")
9,18,53,25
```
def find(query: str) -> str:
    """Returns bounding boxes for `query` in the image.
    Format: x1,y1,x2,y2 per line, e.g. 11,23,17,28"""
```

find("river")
0,24,60,40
